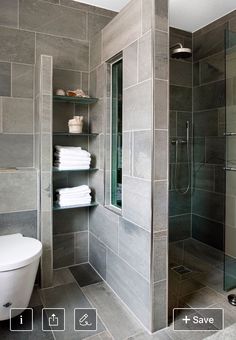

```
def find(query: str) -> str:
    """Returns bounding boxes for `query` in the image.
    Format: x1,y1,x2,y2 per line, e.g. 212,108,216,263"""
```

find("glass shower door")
224,29,236,291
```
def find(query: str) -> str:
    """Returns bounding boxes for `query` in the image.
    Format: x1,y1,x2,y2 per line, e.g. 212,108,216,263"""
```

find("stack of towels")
56,185,92,207
54,145,91,170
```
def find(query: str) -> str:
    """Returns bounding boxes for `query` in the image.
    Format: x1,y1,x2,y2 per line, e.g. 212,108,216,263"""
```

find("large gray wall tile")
88,13,112,39
169,214,191,242
155,79,168,129
152,280,167,331
123,132,132,176
60,0,117,17
138,31,152,82
142,0,152,33
36,33,89,71
133,130,152,179
0,170,37,213
0,210,37,238
102,0,142,61
123,80,152,131
89,233,106,279
2,97,33,133
123,41,138,89
0,26,35,64
53,209,88,234
90,205,119,252
90,32,102,70
0,134,33,167
155,30,168,80
170,85,192,111
0,0,18,29
53,68,81,94
106,249,150,329
75,231,88,264
119,218,151,279
153,231,167,282
154,130,168,180
155,0,168,32
193,24,225,62
12,63,34,98
170,59,192,87
153,180,168,232
89,170,105,204
53,233,74,269
123,176,151,231
194,81,225,111
19,0,87,40
193,189,225,223
0,62,11,96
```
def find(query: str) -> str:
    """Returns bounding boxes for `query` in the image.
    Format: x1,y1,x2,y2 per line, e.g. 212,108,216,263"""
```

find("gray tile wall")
152,0,169,332
88,0,169,333
88,0,156,332
0,0,116,284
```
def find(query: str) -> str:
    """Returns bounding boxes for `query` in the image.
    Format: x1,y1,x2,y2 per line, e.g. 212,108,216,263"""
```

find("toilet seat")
0,234,42,272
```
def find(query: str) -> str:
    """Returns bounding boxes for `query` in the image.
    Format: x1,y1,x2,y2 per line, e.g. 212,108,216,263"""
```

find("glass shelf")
53,95,98,104
53,132,98,136
53,202,98,211
53,167,98,173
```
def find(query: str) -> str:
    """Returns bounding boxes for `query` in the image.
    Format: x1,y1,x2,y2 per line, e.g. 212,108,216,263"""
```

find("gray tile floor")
1,262,236,340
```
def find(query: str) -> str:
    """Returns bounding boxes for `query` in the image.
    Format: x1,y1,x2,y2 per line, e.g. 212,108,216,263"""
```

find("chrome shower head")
170,43,192,59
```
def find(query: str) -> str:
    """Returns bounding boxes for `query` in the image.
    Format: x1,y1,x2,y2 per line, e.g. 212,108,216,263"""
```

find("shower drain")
171,265,192,275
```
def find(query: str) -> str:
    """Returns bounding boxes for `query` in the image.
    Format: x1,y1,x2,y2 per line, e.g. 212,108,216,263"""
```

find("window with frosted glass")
111,58,123,209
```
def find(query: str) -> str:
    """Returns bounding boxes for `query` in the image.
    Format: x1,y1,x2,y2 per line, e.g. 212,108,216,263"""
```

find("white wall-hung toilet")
0,233,42,321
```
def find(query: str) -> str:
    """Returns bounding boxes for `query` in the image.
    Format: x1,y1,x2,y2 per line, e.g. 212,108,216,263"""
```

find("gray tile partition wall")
88,0,169,332
0,0,116,286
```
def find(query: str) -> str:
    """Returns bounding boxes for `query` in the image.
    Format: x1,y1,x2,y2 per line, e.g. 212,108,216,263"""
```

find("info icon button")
42,308,65,332
10,308,33,332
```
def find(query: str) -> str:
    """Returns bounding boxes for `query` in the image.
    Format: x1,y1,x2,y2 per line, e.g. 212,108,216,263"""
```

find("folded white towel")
54,152,91,160
56,185,91,195
58,196,91,203
54,165,90,170
58,200,91,207
58,197,91,203
55,146,82,152
54,160,91,167
56,150,90,157
58,191,91,198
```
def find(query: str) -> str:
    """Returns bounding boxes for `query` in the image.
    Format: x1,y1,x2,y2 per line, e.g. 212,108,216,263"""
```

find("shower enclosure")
169,25,236,315
225,29,236,292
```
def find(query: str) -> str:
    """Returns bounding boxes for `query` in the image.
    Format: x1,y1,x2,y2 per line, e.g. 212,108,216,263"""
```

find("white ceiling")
74,0,236,32
170,0,236,32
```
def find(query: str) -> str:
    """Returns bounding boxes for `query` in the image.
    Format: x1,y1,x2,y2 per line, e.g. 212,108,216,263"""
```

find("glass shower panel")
225,30,236,291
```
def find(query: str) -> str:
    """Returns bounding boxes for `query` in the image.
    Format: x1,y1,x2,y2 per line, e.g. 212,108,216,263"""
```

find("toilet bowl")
0,233,42,321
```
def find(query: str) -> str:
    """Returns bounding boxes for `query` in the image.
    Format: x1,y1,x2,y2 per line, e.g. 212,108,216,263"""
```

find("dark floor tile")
70,263,102,287
0,306,53,339
40,282,105,339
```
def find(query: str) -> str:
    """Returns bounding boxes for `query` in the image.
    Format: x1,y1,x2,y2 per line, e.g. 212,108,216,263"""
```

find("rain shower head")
170,43,192,59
